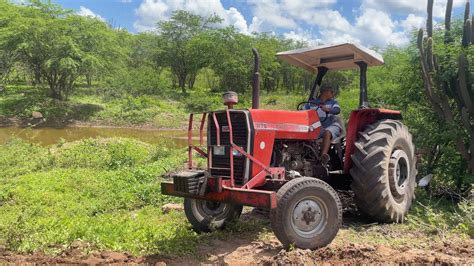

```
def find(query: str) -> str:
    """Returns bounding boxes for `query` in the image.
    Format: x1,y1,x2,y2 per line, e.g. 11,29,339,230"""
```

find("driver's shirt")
304,98,341,129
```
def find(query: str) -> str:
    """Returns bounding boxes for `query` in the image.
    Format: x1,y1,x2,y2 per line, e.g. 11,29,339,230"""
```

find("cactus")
472,14,474,44
427,0,434,37
462,19,472,47
445,0,453,43
417,0,474,175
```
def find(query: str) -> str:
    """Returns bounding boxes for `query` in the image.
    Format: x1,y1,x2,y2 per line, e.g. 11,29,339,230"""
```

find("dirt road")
1,208,472,265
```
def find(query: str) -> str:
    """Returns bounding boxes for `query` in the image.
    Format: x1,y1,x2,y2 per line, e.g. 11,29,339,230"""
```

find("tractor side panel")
344,108,402,174
251,130,276,178
249,109,320,140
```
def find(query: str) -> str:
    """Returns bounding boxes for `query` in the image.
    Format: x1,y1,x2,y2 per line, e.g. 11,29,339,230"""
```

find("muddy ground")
1,208,472,265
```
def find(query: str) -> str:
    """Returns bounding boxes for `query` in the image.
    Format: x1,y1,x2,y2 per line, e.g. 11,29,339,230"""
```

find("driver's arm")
323,100,341,114
303,100,316,110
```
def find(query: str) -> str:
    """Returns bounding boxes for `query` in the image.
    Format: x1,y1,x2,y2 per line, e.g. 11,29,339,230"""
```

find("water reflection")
0,127,205,148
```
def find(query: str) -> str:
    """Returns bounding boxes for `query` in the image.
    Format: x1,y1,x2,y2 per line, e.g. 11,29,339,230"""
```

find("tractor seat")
331,115,346,144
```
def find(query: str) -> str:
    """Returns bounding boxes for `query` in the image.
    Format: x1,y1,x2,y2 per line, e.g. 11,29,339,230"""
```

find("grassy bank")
0,138,472,257
0,138,195,255
0,85,190,129
0,84,362,129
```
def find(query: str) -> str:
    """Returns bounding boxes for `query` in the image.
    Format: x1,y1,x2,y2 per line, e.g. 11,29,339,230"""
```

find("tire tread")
350,119,416,223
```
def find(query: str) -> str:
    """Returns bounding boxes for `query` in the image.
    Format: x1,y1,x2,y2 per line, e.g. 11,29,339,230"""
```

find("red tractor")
161,43,417,249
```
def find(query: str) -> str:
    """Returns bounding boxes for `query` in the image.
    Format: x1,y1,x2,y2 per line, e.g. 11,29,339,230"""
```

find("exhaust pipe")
252,48,260,109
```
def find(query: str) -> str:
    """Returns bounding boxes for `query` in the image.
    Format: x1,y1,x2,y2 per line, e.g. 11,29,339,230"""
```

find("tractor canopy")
276,43,384,73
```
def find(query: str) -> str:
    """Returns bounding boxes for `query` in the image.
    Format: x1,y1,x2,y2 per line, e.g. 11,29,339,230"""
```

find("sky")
53,0,467,48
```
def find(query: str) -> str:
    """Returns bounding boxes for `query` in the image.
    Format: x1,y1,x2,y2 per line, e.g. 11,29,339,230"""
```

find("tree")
209,27,253,93
0,0,22,85
12,1,121,100
417,0,474,187
156,10,222,93
129,32,160,70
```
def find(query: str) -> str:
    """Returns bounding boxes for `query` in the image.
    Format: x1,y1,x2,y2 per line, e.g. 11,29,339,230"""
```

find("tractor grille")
208,111,251,185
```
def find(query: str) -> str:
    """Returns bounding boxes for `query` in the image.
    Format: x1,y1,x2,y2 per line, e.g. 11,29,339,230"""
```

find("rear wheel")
350,119,416,223
270,177,342,249
184,198,243,232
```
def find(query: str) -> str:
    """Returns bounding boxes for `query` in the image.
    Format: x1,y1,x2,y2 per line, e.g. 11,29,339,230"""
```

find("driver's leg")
321,130,332,164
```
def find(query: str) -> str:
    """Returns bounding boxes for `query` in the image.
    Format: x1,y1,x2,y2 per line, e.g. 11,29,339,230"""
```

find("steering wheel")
297,101,329,123
297,101,318,111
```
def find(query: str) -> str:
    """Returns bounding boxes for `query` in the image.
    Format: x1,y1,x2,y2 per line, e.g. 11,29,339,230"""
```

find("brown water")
0,126,201,148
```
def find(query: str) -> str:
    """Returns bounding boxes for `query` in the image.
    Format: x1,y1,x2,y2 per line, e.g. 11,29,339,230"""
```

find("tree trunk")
33,67,41,86
188,72,196,90
86,74,92,87
178,76,186,94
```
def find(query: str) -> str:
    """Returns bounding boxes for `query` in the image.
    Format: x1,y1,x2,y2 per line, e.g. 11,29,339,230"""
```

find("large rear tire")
184,198,243,233
270,177,342,249
350,119,416,223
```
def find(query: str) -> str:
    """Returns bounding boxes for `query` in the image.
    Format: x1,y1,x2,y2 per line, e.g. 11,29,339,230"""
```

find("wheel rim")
389,149,410,202
194,200,230,219
290,196,328,238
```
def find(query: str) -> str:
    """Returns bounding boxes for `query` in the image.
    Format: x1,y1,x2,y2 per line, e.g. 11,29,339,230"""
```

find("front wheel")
184,198,243,233
270,177,342,249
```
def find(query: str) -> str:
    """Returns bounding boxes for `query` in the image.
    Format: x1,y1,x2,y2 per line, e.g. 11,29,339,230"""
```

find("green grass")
0,138,192,255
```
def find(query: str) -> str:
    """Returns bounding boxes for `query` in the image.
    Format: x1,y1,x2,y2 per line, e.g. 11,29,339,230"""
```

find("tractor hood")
276,43,384,73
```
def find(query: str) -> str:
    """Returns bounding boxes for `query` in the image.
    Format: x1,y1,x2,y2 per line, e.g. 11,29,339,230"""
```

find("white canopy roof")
276,43,384,73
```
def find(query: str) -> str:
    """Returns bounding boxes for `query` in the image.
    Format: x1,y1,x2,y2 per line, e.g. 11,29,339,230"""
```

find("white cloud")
248,16,262,33
317,29,361,45
77,6,105,21
132,0,464,48
283,30,319,46
133,0,250,34
225,7,249,34
362,0,465,18
246,0,297,30
354,8,400,46
308,9,352,32
245,0,410,47
296,8,412,47
400,14,425,31
246,0,340,32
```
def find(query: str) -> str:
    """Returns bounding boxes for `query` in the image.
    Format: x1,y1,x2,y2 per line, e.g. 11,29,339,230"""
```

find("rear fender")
343,108,402,174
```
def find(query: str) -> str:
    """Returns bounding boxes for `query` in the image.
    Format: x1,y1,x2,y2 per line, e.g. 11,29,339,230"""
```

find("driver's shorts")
319,124,342,139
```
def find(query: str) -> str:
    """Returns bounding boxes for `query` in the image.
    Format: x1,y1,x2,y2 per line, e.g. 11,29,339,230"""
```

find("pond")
0,126,200,148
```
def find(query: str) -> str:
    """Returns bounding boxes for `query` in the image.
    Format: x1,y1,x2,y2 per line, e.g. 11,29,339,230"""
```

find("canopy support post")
356,61,369,108
308,66,328,101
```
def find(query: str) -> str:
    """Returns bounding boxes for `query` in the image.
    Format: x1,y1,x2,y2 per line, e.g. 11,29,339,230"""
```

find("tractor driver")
304,85,342,165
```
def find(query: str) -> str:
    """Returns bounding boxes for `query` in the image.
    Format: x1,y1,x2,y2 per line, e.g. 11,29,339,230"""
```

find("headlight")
232,149,242,156
213,146,225,156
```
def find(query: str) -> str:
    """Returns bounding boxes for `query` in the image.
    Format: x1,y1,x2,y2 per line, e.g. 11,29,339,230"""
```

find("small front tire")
184,198,243,233
270,177,342,249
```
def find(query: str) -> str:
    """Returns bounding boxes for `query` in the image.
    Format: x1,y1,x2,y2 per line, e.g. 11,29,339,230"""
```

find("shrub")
0,138,49,179
51,138,153,170
104,66,168,98
408,190,473,238
183,90,222,112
